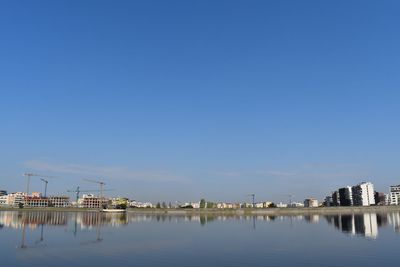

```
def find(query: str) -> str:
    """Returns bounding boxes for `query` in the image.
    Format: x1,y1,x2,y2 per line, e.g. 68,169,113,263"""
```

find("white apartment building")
389,185,400,205
352,182,375,206
130,201,153,208
6,192,26,207
304,198,319,208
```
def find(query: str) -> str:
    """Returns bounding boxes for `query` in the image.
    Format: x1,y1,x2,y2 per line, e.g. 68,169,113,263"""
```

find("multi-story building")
374,192,386,205
0,195,7,206
49,196,70,207
324,196,333,207
389,185,400,205
0,190,7,196
24,196,50,207
352,182,375,206
338,187,353,206
304,198,319,208
332,191,340,206
78,194,108,208
6,192,26,207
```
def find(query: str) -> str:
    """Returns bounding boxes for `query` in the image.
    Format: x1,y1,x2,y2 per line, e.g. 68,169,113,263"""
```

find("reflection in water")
324,213,398,239
1,211,400,248
0,211,128,249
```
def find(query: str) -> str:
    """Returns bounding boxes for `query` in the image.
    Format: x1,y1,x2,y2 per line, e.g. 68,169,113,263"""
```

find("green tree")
200,199,206,208
156,202,161,209
162,202,167,209
206,202,215,209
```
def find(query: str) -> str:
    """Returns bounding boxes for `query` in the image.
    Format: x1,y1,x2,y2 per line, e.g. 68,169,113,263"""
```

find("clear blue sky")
1,0,400,203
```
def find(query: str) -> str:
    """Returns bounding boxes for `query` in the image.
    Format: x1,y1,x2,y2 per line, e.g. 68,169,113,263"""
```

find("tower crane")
287,194,294,206
67,186,113,202
40,179,49,197
83,179,106,209
23,173,57,195
246,194,256,208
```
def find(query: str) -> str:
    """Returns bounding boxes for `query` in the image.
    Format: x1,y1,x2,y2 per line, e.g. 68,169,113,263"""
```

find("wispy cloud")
24,160,187,182
255,170,297,177
210,162,370,182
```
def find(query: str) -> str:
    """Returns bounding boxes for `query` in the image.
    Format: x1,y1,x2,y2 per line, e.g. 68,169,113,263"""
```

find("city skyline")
2,1,400,202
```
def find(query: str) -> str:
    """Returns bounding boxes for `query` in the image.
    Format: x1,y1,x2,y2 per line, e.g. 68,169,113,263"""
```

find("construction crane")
83,179,106,209
246,194,256,208
287,194,294,206
40,179,49,198
67,186,113,202
23,173,57,195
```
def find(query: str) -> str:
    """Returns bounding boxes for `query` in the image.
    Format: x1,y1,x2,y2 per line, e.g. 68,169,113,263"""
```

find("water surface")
1,211,399,267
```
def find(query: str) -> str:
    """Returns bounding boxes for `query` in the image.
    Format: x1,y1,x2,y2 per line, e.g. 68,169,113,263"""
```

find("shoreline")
1,205,400,215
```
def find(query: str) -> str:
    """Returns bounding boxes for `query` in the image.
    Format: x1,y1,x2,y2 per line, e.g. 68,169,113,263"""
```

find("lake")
0,211,399,266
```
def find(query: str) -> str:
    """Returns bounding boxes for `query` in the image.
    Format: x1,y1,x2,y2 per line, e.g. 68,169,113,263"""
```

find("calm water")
1,211,399,267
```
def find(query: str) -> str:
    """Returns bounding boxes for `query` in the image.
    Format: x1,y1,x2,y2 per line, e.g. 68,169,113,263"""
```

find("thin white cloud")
256,170,297,177
24,160,187,182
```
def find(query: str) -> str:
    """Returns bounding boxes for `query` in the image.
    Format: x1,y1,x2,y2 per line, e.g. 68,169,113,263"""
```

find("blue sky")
1,0,400,203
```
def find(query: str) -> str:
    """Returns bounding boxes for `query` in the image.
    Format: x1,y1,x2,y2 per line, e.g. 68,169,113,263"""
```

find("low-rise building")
217,203,237,209
78,194,108,208
49,196,70,207
304,198,319,208
129,200,153,208
276,202,287,208
288,202,304,208
24,196,50,207
254,201,273,208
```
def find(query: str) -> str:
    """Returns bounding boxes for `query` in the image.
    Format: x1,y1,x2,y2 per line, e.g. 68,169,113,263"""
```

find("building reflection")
2,211,400,244
324,213,399,239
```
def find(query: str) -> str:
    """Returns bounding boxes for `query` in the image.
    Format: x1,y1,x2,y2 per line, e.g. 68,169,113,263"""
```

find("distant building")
352,182,375,206
31,192,42,198
288,202,304,208
338,187,353,206
389,185,400,205
324,196,333,207
304,198,319,208
0,190,7,196
276,202,287,208
216,203,237,209
0,195,7,206
49,196,70,207
332,191,340,206
374,192,386,205
6,192,26,207
79,194,107,208
24,196,49,208
254,201,272,208
129,200,153,208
